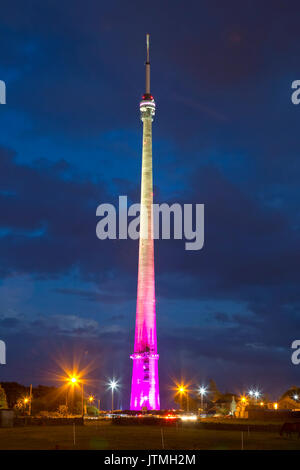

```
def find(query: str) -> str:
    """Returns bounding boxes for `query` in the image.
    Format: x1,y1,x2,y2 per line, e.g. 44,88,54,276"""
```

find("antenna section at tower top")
146,33,150,63
145,33,150,95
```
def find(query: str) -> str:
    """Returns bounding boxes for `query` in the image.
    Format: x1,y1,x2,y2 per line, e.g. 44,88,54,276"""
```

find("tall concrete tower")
130,34,160,410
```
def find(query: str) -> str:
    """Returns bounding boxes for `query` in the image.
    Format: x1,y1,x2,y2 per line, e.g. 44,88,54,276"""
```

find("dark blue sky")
1,0,300,407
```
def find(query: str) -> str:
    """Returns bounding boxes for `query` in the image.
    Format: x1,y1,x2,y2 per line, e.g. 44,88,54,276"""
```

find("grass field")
0,422,299,450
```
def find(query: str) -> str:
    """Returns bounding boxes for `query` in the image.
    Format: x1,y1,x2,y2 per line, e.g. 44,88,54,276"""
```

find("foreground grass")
0,422,299,450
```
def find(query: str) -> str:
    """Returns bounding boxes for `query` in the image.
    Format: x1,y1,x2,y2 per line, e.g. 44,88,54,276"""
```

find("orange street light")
274,402,278,410
177,385,189,411
65,373,84,417
23,397,30,415
88,395,95,403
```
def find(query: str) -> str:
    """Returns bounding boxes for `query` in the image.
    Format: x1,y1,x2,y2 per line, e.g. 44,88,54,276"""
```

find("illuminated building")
130,34,160,410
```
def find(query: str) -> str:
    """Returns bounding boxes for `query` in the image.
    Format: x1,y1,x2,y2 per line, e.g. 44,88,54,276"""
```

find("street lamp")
248,389,260,402
23,397,30,415
198,386,207,412
177,386,187,411
88,395,95,404
66,374,84,418
293,394,299,401
108,379,118,412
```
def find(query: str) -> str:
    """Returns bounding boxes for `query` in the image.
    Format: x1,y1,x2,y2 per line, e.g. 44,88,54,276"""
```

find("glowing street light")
198,386,207,412
108,379,119,412
65,373,85,418
248,389,260,402
177,385,188,411
293,394,299,401
274,402,278,410
23,396,31,415
88,395,95,404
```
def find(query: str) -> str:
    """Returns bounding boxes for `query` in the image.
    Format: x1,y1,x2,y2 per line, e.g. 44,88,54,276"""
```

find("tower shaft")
130,35,160,411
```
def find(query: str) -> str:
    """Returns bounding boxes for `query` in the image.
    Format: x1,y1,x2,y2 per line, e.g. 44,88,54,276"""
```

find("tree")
57,405,69,417
208,379,222,402
280,386,300,401
0,385,8,409
1,382,60,410
86,406,99,416
0,382,27,408
14,399,26,413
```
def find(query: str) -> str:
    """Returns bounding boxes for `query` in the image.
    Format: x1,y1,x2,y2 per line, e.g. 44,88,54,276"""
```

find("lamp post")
108,379,118,412
68,376,84,418
29,384,32,416
248,389,260,403
178,387,186,411
240,396,247,405
87,395,95,414
81,382,84,417
23,397,29,414
88,395,95,404
198,386,207,412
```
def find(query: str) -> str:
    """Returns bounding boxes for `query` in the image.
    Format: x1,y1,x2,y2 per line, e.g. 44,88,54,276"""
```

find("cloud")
0,147,138,282
53,287,134,304
0,317,20,328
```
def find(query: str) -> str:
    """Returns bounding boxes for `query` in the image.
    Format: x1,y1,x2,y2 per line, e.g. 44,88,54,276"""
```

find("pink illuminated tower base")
130,34,160,411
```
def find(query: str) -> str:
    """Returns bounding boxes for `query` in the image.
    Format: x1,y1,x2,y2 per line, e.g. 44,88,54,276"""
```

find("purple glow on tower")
130,34,160,410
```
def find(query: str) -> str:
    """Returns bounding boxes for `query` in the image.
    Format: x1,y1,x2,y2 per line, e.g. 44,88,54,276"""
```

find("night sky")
1,0,300,408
